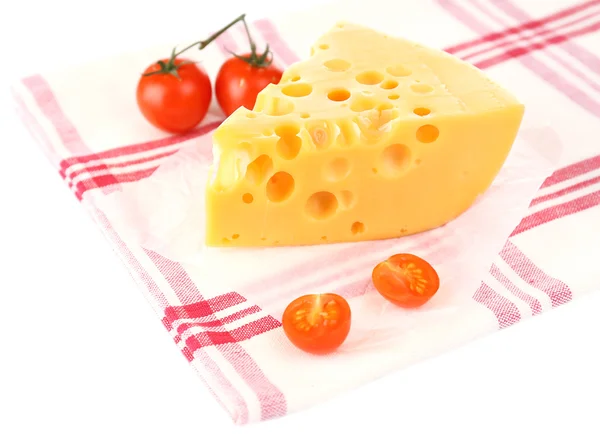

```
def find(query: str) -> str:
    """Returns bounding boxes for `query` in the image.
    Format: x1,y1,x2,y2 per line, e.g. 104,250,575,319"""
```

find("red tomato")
372,253,440,308
282,293,351,355
215,54,283,116
136,58,212,134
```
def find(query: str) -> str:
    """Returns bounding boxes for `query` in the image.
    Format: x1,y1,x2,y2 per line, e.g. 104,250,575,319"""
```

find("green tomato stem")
174,13,247,57
234,18,275,68
143,13,247,77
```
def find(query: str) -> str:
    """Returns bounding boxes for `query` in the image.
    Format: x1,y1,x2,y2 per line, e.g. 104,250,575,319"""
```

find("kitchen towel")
10,0,600,425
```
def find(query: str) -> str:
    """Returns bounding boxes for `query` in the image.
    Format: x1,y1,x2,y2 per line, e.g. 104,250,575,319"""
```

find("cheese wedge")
205,21,524,247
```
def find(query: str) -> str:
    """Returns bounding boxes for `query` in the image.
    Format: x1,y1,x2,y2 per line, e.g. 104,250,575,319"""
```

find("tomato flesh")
136,58,212,134
282,293,351,355
215,54,283,117
372,253,440,308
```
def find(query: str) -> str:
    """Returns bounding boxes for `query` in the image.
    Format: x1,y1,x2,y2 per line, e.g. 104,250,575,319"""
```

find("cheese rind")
205,22,524,247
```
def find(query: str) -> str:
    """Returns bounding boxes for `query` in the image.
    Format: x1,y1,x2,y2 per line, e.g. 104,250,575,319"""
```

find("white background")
1,0,599,434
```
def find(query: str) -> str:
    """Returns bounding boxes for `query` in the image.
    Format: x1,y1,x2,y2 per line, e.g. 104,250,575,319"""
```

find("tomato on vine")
215,20,283,116
136,14,247,133
137,59,212,134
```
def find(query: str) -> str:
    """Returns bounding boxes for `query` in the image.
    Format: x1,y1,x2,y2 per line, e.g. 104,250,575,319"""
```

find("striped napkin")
10,0,600,425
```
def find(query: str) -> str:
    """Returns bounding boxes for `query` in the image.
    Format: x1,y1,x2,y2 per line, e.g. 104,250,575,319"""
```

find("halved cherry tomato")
282,293,351,355
372,253,440,308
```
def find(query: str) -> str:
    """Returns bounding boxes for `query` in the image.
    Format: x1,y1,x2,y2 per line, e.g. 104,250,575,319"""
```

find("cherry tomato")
282,293,351,355
215,54,283,117
136,58,212,134
372,253,440,308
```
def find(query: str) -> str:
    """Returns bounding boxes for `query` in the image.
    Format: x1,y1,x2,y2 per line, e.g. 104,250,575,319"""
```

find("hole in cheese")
356,71,384,85
411,83,434,94
246,155,273,185
327,88,351,102
378,102,394,111
339,190,355,208
232,234,240,239
282,83,313,97
386,65,411,77
267,98,295,116
414,107,431,116
355,103,399,142
307,121,335,149
388,94,400,100
291,75,301,82
319,44,330,50
300,113,310,119
350,95,377,112
324,59,351,72
266,171,295,202
321,236,328,241
213,145,252,190
336,119,360,147
305,191,338,220
275,124,302,160
324,157,351,182
416,125,439,143
242,193,254,204
380,79,398,90
380,144,412,176
351,221,365,234
222,238,231,244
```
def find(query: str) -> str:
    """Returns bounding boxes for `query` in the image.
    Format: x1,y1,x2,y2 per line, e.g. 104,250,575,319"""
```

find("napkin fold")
11,0,600,425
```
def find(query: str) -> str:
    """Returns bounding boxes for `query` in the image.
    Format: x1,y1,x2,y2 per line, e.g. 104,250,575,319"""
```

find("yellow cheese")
205,21,524,247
